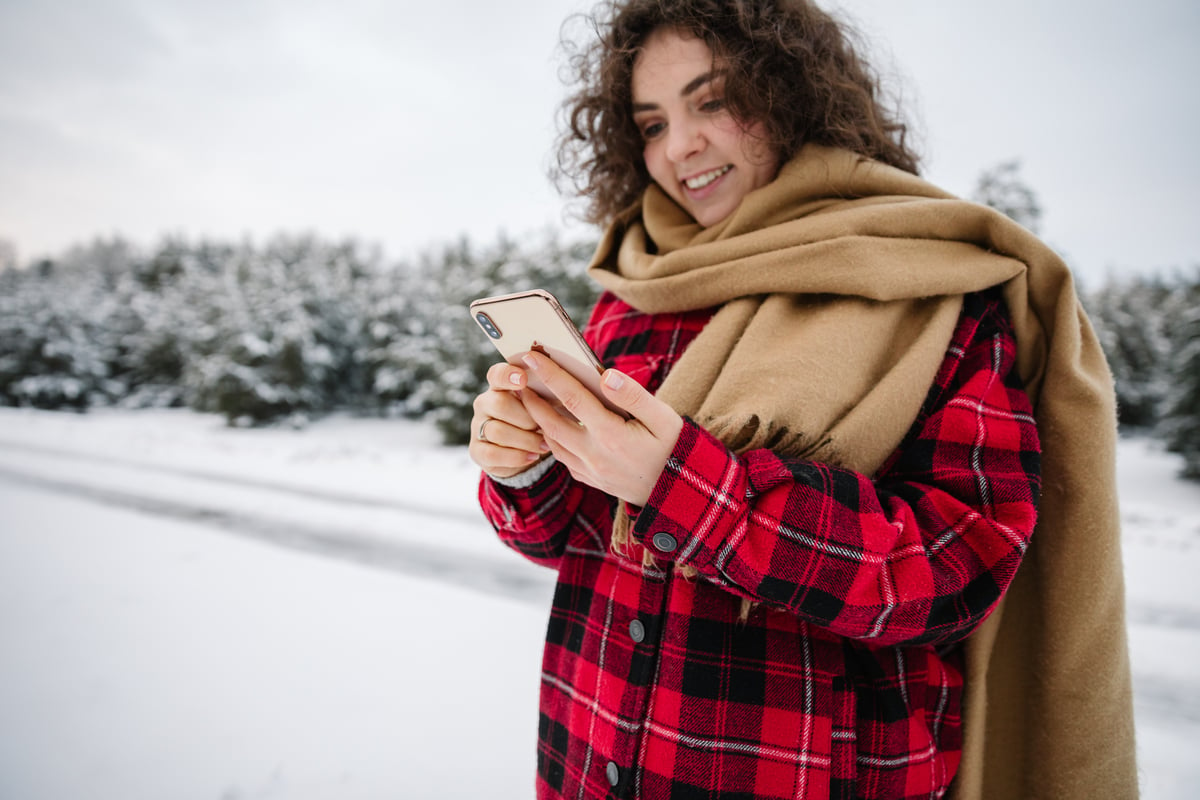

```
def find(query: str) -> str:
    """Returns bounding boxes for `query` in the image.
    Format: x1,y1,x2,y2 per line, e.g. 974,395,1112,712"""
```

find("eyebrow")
631,70,720,113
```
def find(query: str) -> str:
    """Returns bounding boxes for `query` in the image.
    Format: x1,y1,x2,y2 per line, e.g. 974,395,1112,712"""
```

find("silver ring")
477,418,496,444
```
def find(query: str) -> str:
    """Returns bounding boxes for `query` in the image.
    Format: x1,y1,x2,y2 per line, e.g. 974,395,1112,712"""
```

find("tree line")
0,231,597,445
1,226,1197,478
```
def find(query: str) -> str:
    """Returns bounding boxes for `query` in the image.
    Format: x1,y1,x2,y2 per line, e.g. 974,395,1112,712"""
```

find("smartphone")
470,289,629,419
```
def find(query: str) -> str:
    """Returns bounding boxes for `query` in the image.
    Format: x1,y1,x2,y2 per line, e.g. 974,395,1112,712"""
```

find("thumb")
601,368,681,438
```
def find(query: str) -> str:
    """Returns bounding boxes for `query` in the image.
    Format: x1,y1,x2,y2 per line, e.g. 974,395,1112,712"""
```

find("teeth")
684,166,731,190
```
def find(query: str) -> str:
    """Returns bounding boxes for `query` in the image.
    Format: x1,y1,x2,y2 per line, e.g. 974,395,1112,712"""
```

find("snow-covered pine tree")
1083,275,1176,429
411,235,515,443
104,238,199,408
359,258,437,417
1159,271,1200,478
971,160,1043,234
182,234,378,426
0,247,122,410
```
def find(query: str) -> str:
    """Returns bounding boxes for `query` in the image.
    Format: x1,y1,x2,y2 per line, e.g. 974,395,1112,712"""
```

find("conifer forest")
2,169,1198,478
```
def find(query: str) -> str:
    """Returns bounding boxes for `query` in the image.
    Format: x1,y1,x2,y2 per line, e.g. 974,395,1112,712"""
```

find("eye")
640,121,666,140
699,98,725,113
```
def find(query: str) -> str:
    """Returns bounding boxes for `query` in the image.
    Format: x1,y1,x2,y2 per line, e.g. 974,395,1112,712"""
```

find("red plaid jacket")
479,289,1040,799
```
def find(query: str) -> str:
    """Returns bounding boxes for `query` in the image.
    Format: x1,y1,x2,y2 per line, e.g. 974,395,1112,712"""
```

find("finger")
521,351,608,428
476,416,548,454
519,375,589,454
468,417,548,477
486,361,528,392
474,386,538,432
473,442,545,477
600,368,684,441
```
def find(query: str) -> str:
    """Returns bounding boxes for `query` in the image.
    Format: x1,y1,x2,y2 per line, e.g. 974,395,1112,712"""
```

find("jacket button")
629,618,646,643
651,532,678,553
606,761,620,786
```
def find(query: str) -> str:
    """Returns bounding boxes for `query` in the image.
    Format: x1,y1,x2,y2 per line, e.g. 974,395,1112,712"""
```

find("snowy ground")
0,407,1197,799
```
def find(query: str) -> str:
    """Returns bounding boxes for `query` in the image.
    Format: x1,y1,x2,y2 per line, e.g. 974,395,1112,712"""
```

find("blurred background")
1,1,1198,798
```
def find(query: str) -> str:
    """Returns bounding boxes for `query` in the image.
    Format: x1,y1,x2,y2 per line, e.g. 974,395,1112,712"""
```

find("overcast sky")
1,0,1197,285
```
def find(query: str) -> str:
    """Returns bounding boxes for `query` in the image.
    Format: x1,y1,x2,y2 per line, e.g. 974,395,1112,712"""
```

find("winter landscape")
3,0,1196,795
0,406,1197,799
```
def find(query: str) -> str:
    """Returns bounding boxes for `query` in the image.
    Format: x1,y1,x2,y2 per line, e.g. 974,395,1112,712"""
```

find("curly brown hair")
554,0,921,225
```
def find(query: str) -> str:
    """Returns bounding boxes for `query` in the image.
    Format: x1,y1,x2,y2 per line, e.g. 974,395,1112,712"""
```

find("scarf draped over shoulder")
586,145,1138,800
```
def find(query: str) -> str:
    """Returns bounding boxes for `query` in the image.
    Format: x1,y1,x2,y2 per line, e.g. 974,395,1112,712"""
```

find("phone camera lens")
476,312,502,339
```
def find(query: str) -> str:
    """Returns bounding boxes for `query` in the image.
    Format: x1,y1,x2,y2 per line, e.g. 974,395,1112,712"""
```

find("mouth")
682,165,732,191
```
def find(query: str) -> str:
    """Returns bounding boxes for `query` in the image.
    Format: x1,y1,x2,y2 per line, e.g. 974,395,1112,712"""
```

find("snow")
0,407,1197,798
0,488,546,799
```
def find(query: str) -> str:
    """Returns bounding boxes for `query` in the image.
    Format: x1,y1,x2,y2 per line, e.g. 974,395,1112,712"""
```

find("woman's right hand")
468,361,550,479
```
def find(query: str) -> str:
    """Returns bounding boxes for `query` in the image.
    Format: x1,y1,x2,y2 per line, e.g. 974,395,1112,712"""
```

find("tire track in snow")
0,463,555,607
0,437,482,523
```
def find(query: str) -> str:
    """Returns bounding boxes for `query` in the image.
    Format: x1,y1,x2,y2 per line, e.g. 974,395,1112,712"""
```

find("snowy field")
0,407,1197,799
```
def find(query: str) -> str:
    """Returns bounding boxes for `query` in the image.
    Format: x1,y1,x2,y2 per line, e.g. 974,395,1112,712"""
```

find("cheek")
642,145,675,190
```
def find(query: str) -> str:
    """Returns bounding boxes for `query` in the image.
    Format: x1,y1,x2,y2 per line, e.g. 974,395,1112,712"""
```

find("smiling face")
631,28,781,227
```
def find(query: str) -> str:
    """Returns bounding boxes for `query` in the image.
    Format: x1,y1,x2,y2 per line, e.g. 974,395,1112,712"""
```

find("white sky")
1,0,1197,285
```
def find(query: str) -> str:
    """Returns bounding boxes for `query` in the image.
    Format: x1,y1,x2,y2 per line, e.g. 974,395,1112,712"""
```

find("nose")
664,118,704,163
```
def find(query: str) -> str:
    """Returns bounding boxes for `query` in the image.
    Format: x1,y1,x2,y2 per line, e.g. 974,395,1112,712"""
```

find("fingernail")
509,372,523,386
538,439,550,452
603,370,624,390
521,354,538,370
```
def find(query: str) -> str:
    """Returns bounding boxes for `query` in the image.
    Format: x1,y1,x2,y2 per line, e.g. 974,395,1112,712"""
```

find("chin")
692,205,733,228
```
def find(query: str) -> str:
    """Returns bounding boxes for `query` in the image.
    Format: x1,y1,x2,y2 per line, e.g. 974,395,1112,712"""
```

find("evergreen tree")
0,238,17,272
101,239,196,408
972,160,1042,234
409,235,515,443
360,261,430,417
181,234,378,425
1160,272,1200,478
0,246,120,410
1084,276,1175,429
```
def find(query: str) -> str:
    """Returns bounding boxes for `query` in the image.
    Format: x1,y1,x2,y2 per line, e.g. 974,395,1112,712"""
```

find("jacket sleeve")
478,460,615,570
628,295,1041,647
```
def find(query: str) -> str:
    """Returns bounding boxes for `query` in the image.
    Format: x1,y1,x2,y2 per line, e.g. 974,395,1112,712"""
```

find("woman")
469,1,1136,798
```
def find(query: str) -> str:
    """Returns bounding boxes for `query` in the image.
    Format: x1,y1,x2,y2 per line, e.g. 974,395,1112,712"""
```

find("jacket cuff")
487,454,557,489
630,418,742,564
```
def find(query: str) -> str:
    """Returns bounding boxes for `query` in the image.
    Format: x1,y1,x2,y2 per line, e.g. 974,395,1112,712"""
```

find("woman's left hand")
520,350,684,508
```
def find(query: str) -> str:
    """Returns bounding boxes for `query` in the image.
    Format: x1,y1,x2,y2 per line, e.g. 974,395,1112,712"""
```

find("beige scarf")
588,145,1138,799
